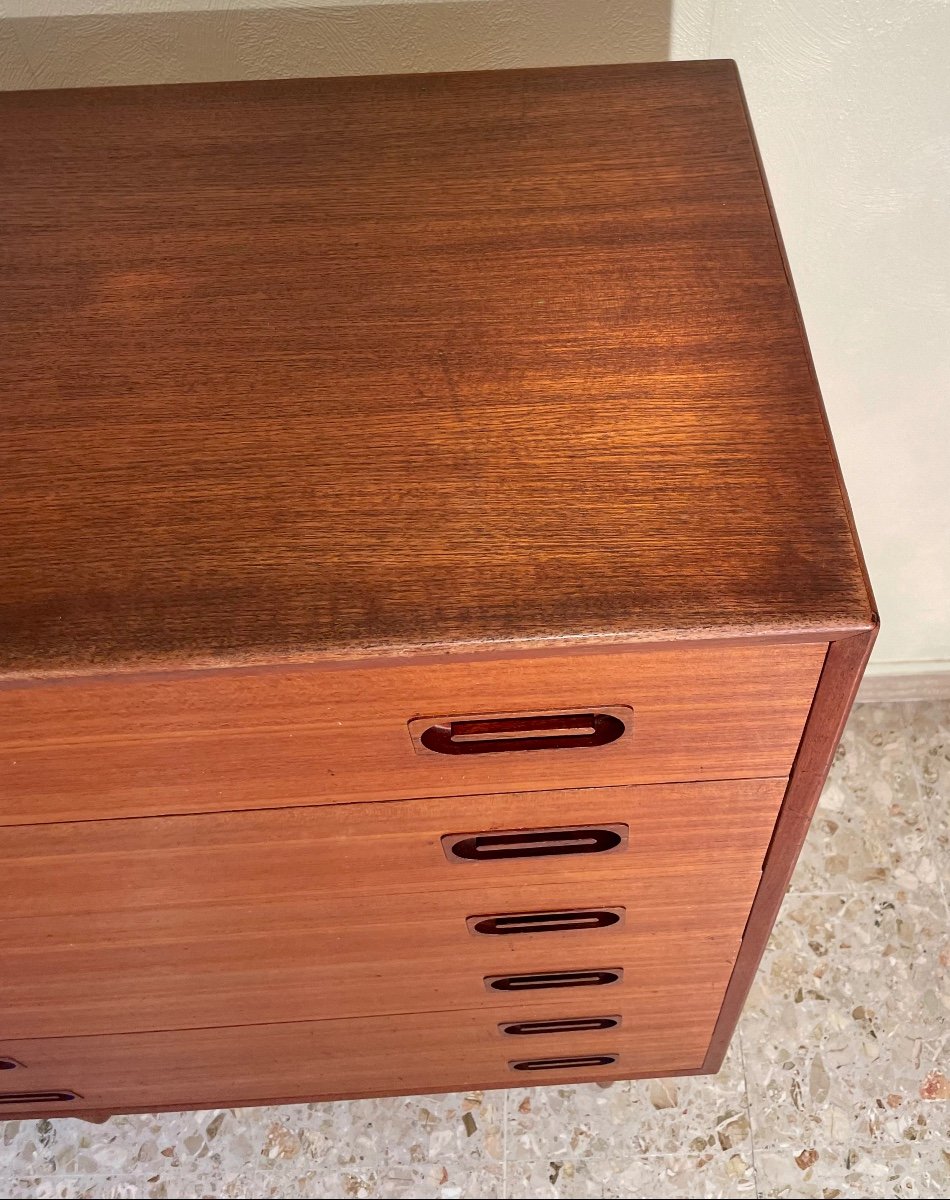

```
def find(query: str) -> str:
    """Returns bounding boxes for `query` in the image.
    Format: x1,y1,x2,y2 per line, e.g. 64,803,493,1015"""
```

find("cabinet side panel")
701,627,877,1070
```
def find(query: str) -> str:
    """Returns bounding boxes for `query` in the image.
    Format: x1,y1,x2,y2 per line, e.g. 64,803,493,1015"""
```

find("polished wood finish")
3,924,741,1043
0,642,822,826
0,893,743,1041
0,779,782,1038
0,1003,717,1115
0,61,876,1116
0,780,785,903
1,61,872,678
701,628,877,1070
691,74,881,1072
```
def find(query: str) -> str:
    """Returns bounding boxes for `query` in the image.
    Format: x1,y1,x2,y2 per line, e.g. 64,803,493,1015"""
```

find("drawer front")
0,640,822,825
0,999,721,1115
0,780,784,1037
1,908,742,1040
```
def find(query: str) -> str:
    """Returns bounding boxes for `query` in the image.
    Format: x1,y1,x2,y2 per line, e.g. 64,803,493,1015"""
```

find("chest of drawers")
0,60,876,1119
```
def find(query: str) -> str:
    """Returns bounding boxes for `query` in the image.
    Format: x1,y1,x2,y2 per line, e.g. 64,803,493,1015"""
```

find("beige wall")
679,0,950,687
0,0,670,84
3,0,948,682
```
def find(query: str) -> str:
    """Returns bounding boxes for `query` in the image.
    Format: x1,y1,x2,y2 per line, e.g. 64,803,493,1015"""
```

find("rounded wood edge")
0,625,862,689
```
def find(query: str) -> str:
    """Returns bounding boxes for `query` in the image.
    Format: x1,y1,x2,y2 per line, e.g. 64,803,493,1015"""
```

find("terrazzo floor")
2,700,948,1200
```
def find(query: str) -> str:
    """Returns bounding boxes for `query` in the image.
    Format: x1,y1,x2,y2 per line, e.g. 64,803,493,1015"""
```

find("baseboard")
857,663,950,703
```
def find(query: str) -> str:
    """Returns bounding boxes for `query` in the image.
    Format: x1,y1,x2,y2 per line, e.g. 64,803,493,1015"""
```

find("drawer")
0,640,823,824
1,904,743,1039
0,780,783,1036
0,998,723,1116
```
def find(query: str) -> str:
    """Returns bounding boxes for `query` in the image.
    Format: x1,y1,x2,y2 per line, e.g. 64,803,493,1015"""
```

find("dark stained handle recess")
468,908,624,936
442,824,627,863
499,1015,621,1036
0,1058,23,1071
420,712,626,755
0,1090,80,1105
509,1054,619,1072
485,968,623,992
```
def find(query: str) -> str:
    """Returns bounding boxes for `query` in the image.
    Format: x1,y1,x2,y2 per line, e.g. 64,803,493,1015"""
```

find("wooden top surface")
0,61,873,677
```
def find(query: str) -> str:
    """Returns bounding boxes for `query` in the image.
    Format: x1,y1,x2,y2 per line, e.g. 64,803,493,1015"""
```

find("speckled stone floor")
2,700,948,1200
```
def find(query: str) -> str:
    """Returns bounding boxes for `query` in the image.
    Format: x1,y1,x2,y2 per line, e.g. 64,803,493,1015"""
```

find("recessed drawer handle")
442,824,627,863
419,711,626,755
0,1090,80,1105
485,968,623,992
469,907,624,936
500,1015,621,1036
0,1058,23,1071
509,1054,619,1072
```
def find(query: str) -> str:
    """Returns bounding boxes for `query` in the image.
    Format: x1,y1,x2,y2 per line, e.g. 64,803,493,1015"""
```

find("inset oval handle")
500,1015,621,1036
485,968,623,992
509,1054,619,1072
468,908,624,936
411,708,630,756
0,1090,80,1105
443,824,627,863
0,1058,23,1071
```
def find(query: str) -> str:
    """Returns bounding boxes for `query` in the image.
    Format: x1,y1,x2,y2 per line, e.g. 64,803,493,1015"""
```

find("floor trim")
857,666,950,703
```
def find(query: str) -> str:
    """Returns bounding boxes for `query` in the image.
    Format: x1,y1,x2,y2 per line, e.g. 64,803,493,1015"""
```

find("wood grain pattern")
3,916,741,1042
0,778,782,1038
0,60,878,1105
694,78,880,1072
0,61,872,676
0,1003,716,1118
0,641,823,826
701,628,877,1071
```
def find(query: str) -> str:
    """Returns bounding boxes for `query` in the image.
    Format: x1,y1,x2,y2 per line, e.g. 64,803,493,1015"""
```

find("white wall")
3,0,948,680
676,1,950,682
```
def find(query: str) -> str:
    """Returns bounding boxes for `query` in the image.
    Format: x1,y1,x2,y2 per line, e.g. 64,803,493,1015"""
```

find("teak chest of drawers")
0,60,876,1118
